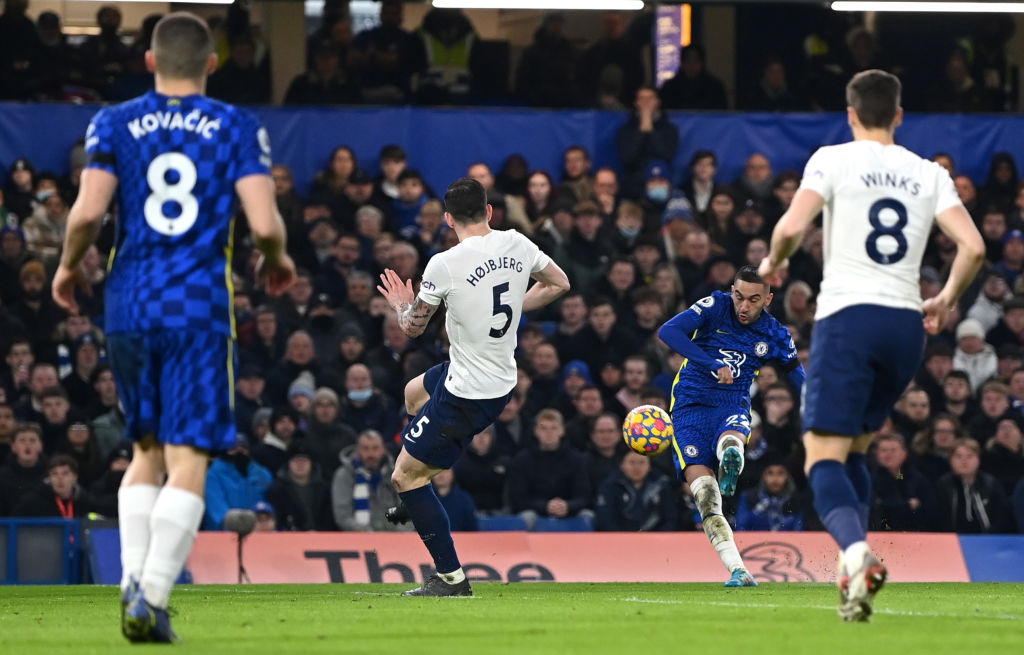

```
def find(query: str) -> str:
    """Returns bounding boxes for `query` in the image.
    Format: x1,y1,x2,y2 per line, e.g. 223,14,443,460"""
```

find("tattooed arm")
396,297,439,338
377,268,439,338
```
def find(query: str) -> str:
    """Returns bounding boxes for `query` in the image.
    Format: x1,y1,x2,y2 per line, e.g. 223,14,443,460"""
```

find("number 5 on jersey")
144,152,199,236
490,282,513,338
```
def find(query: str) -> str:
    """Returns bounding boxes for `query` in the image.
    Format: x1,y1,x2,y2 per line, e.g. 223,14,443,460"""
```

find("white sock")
118,484,160,592
843,540,871,568
716,434,745,469
439,568,466,584
141,486,204,609
691,475,745,573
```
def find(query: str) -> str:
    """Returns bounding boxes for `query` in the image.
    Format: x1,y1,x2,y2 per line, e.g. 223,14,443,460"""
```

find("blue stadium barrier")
958,535,1024,583
477,515,529,531
0,518,81,585
532,515,594,532
85,527,192,586
1,104,1022,204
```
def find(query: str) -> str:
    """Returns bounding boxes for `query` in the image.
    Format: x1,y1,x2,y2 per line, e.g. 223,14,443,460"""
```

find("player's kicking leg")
385,374,430,526
804,432,885,622
123,445,209,642
391,449,472,597
716,432,746,497
685,463,757,588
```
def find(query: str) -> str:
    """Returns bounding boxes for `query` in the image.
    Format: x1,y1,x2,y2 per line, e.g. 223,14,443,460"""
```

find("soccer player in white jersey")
760,70,984,621
377,177,570,596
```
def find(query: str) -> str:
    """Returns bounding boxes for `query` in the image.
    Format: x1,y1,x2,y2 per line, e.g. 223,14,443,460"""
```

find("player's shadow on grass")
740,542,816,582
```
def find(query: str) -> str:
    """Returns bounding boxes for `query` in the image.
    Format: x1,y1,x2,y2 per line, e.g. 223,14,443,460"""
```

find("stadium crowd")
1,2,1023,537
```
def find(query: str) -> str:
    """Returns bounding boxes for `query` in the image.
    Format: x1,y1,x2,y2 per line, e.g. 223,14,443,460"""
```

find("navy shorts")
802,304,925,436
401,362,512,469
106,330,237,452
670,402,751,476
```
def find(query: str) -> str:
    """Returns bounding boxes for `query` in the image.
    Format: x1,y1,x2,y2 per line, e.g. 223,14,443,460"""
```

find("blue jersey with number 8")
85,90,270,337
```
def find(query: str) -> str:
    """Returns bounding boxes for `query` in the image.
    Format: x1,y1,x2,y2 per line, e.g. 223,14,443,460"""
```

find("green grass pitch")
1,583,1022,654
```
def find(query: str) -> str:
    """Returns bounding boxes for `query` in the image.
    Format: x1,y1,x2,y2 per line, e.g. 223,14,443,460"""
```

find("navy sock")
399,484,460,574
845,453,871,532
809,460,865,551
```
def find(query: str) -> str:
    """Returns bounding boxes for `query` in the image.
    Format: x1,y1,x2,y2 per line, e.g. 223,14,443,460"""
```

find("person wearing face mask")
609,201,644,254
337,363,399,447
201,434,272,530
639,161,688,234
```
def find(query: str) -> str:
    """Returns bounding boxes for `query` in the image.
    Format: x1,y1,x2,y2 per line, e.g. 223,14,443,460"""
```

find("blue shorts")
803,304,925,436
106,330,237,452
670,402,751,476
401,362,512,469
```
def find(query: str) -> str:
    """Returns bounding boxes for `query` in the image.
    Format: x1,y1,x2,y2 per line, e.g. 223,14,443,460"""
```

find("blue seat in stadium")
477,515,529,531
537,321,557,337
531,515,594,532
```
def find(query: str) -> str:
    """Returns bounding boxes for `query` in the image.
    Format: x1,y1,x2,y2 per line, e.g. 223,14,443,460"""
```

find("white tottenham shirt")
799,140,963,320
418,229,551,399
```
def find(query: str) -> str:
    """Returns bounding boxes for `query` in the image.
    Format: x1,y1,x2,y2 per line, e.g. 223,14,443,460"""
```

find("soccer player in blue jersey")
52,13,296,642
657,265,804,587
760,70,984,621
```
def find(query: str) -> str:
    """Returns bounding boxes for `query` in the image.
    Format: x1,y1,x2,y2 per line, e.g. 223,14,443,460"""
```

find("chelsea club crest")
755,342,768,357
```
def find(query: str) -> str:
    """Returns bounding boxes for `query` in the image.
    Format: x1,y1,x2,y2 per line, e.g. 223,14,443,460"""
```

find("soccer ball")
622,405,673,456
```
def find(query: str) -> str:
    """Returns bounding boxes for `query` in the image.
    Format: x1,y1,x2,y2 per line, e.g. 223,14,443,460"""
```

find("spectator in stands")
34,12,78,101
432,468,478,532
967,381,1015,443
939,370,979,426
337,363,398,441
235,364,266,438
660,45,728,110
10,261,63,360
579,298,640,376
926,48,986,113
240,305,285,370
870,432,937,532
22,186,68,261
305,386,356,478
557,146,595,206
765,170,800,224
994,230,1024,288
617,87,680,200
524,170,557,233
891,388,932,444
981,417,1024,496
595,450,677,531
60,334,99,410
87,441,130,518
761,382,801,459
703,188,736,252
554,201,614,296
727,198,769,262
202,435,273,530
266,441,333,531
936,438,1013,533
79,6,129,98
507,409,592,529
13,454,101,518
253,405,301,475
583,412,627,495
495,389,531,456
630,287,665,344
453,426,509,515
91,398,124,463
592,167,621,224
495,154,530,198
564,385,605,451
207,33,271,105
56,420,103,488
983,153,1021,217
253,501,276,532
331,429,408,531
414,7,476,105
270,165,305,246
741,56,805,111
986,296,1024,350
3,159,35,220
674,229,710,298
0,423,47,515
681,150,720,220
312,144,359,211
392,170,429,239
733,153,774,204
615,355,650,413
637,161,681,233
515,13,579,108
285,38,356,106
735,455,804,531
1009,367,1024,413
0,403,14,462
911,413,965,483
690,254,736,303
979,208,1010,263
287,372,316,422
0,0,41,101
578,10,643,109
265,331,325,405
968,271,1011,333
350,0,424,103
15,362,57,425
467,163,530,234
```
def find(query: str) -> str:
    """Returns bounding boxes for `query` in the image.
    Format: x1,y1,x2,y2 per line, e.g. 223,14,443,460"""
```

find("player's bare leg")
117,436,164,638
715,430,746,497
124,444,209,642
804,431,885,621
685,465,756,587
391,449,471,597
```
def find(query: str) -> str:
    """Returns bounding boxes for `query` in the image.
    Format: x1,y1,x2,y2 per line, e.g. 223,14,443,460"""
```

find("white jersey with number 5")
799,140,963,320
417,229,551,399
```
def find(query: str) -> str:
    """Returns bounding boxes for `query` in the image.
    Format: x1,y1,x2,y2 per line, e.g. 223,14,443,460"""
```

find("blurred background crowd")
0,0,1022,536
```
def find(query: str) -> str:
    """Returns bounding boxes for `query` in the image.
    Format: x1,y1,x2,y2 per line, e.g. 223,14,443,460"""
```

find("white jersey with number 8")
417,229,551,399
800,140,963,320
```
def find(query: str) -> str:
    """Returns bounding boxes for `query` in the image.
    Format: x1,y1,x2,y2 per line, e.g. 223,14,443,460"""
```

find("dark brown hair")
846,69,901,129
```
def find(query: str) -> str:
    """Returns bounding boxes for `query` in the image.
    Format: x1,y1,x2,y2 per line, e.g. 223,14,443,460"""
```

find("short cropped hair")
444,177,488,224
846,69,901,130
48,453,78,474
535,408,564,426
734,264,769,291
152,13,214,80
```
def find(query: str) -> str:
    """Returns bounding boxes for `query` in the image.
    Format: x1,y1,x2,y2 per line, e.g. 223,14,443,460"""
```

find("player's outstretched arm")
377,268,438,338
657,311,733,384
759,188,825,285
922,205,985,334
523,260,571,313
52,168,118,313
237,174,296,296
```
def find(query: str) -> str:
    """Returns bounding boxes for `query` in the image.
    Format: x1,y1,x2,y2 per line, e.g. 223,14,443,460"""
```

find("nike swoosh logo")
716,329,729,334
